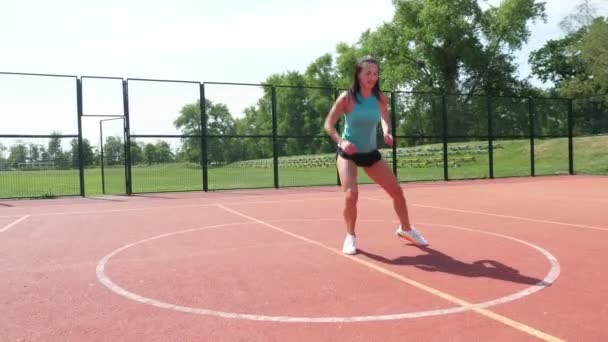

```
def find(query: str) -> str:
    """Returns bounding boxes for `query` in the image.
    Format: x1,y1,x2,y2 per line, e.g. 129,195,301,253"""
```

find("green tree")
530,4,608,136
28,143,41,162
528,28,588,88
336,0,545,94
576,17,608,92
175,0,549,153
40,146,49,162
46,132,72,169
232,55,339,159
154,141,174,163
530,0,606,97
103,136,124,166
141,141,175,164
304,54,340,154
47,132,62,161
8,143,27,168
0,143,7,170
232,103,274,161
70,138,96,168
332,0,546,140
143,143,157,165
130,141,144,165
174,99,236,164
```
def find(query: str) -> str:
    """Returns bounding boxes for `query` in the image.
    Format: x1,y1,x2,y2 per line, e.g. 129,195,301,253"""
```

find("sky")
1,0,607,154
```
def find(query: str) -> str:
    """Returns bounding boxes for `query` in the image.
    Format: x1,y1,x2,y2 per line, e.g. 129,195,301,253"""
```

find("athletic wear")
337,147,382,168
341,93,380,153
342,233,356,255
396,225,429,246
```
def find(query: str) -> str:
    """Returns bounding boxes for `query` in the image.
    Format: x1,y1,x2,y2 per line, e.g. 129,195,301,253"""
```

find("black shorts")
337,147,382,168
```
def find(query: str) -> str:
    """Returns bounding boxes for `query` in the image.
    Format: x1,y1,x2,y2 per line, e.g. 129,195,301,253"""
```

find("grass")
1,136,607,198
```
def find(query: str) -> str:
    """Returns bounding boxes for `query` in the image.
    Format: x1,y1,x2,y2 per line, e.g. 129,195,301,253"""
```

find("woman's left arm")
379,94,393,146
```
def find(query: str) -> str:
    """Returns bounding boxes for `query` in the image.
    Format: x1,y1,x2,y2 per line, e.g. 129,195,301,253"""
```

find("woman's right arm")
324,92,347,146
324,92,357,154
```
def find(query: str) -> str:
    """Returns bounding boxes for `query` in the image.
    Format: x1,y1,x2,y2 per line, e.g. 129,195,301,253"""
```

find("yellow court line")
216,204,564,342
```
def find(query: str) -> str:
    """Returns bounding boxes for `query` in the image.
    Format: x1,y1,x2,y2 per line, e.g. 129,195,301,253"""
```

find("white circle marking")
96,219,560,322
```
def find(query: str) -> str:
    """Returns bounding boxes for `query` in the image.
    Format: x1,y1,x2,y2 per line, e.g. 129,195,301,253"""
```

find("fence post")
528,98,535,177
441,94,449,181
122,79,133,195
390,91,398,177
99,121,106,194
568,98,574,175
76,77,85,197
271,86,279,189
200,83,208,191
487,96,494,179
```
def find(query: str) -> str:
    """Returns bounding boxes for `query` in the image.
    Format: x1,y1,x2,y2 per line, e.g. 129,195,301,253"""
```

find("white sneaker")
342,234,356,255
396,225,429,246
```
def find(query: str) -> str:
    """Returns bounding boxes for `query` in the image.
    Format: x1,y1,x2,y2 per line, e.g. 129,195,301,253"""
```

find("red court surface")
1,175,607,341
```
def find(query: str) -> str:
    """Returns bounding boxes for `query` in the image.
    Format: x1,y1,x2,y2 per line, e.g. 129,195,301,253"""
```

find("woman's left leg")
364,159,429,245
363,159,411,228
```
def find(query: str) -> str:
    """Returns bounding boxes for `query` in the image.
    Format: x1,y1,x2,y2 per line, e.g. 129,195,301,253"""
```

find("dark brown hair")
349,55,381,103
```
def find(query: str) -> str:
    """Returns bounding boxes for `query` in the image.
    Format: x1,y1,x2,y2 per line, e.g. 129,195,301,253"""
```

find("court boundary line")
455,187,608,204
2,193,604,233
0,215,29,233
0,196,343,219
216,205,563,342
0,191,336,211
362,196,608,232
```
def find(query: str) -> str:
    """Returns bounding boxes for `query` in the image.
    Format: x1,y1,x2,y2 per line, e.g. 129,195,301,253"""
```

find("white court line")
5,191,605,234
0,191,334,211
0,215,30,233
96,218,559,326
0,196,343,219
461,187,608,204
362,197,608,232
215,204,563,342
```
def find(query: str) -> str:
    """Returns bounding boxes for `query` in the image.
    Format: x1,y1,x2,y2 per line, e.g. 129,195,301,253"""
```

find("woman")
323,55,429,255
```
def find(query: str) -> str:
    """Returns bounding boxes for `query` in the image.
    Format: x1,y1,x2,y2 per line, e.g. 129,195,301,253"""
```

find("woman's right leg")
337,156,359,254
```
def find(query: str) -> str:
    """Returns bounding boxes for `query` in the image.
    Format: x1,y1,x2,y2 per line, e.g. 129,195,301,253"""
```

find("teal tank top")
341,93,380,153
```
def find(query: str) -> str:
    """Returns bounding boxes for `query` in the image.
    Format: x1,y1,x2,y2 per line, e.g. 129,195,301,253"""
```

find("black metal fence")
1,71,607,199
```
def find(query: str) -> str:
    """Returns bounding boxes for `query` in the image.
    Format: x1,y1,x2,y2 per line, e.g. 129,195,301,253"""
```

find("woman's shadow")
358,246,549,286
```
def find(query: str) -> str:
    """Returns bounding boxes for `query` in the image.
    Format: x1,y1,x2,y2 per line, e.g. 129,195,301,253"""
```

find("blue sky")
1,0,606,152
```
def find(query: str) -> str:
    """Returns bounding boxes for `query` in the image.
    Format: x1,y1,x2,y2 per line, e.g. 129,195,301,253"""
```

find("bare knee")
344,187,359,207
